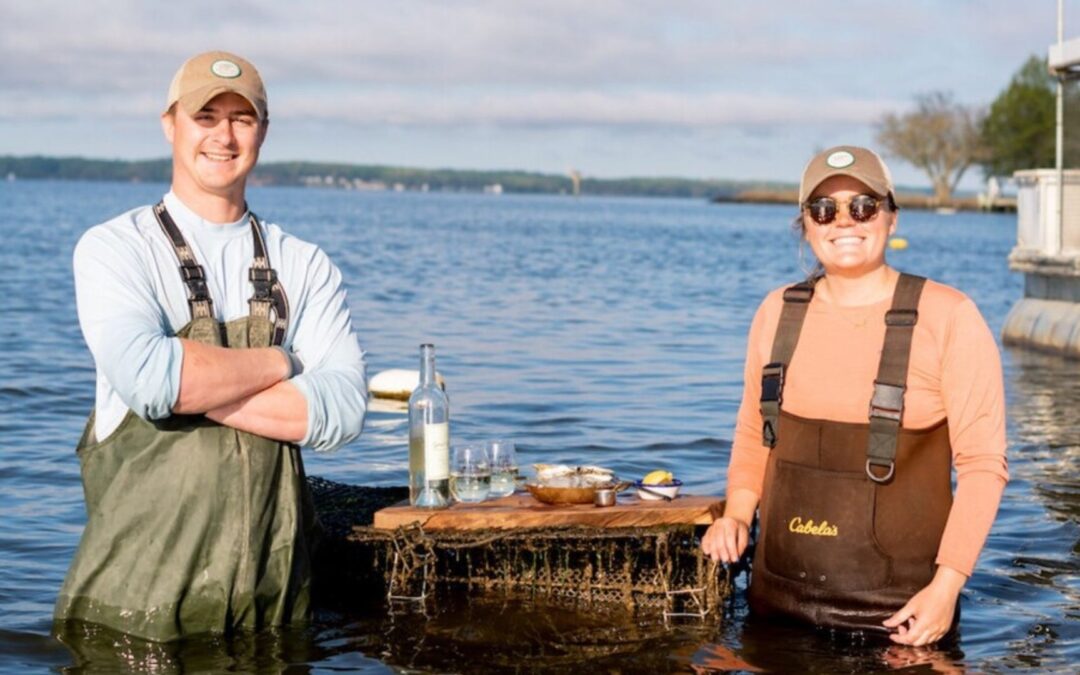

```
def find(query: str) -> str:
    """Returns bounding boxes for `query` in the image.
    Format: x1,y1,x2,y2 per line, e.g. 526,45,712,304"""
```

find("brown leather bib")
747,274,954,632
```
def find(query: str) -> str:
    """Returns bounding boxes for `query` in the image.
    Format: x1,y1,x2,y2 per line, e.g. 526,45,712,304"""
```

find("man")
54,51,368,641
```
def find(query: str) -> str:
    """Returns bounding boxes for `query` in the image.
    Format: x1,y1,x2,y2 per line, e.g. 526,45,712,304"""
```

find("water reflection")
690,603,968,674
690,643,763,673
54,592,790,674
1003,348,1080,563
53,620,362,674
877,645,967,673
1005,349,1080,447
374,598,696,672
992,348,1080,672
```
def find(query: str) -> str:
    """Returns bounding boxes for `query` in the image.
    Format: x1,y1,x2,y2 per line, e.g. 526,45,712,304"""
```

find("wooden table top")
371,492,724,531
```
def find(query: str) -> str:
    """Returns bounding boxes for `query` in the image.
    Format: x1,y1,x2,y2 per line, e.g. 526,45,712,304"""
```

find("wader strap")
247,213,290,347
153,203,289,343
153,202,214,319
866,273,927,482
760,279,817,448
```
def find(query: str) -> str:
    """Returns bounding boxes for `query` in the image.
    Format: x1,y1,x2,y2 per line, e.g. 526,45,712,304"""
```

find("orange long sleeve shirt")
726,279,1008,577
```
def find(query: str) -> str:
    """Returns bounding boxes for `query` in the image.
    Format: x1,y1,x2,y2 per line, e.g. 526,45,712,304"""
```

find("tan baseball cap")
798,145,894,204
165,51,267,121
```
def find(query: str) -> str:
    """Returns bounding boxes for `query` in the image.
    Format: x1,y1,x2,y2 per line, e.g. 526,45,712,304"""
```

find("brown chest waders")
748,274,956,633
54,203,318,642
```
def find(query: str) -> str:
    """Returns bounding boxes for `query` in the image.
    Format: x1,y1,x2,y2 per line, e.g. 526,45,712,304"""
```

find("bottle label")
424,422,449,480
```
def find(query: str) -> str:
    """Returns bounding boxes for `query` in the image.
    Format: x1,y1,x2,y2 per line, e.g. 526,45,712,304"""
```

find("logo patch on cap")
826,150,855,169
210,59,241,79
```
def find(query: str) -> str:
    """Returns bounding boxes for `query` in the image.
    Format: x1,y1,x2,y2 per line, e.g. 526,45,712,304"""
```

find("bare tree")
876,92,987,205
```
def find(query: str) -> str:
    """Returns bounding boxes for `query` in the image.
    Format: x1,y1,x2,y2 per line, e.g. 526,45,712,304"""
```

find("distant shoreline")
714,189,1016,213
1,154,997,209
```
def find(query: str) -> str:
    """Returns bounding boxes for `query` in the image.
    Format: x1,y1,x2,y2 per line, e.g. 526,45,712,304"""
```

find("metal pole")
1056,0,1065,255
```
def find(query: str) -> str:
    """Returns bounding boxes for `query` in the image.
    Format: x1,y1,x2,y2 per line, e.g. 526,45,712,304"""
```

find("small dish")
633,479,683,501
594,487,617,507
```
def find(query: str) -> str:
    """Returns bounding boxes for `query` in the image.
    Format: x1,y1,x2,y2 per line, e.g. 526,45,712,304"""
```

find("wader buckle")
782,285,814,303
179,263,211,310
762,419,778,448
761,363,785,403
885,308,918,326
180,263,205,282
760,363,785,448
869,381,905,423
187,296,213,318
866,459,895,483
249,267,277,300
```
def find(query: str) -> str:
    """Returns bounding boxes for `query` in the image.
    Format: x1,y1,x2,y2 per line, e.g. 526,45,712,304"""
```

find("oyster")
532,463,615,487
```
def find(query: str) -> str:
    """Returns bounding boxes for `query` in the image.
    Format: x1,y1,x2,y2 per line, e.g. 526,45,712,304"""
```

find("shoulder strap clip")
759,280,818,448
782,284,814,303
865,273,927,484
761,362,785,403
869,380,905,423
249,266,277,301
885,308,918,327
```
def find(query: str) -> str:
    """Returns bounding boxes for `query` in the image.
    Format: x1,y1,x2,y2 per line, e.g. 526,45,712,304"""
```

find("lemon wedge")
643,470,673,485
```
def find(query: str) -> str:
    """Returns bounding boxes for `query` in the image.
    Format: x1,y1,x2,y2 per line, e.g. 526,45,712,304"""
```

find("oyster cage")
309,477,730,623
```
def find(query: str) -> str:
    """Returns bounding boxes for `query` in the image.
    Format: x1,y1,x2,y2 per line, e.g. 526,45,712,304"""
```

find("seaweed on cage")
308,476,731,620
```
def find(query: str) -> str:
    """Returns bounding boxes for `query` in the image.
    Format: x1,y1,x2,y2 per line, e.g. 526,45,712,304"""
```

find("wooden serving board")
371,493,724,531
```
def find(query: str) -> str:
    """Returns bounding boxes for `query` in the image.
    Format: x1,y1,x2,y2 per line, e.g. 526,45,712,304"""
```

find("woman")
702,146,1008,647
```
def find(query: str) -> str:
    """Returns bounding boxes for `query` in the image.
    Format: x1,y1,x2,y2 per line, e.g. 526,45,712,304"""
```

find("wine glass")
486,439,518,497
450,444,491,503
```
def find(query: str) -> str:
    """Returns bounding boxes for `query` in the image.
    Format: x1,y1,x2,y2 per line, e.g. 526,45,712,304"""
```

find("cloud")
3,1,824,92
0,85,900,130
0,0,990,130
0,0,1070,182
6,0,1059,94
276,89,900,128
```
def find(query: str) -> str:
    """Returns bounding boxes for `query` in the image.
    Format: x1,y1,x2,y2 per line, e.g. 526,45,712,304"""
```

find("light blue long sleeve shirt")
73,191,368,451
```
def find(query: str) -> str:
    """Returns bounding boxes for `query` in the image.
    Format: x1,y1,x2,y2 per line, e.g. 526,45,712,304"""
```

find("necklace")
836,309,873,329
813,296,886,329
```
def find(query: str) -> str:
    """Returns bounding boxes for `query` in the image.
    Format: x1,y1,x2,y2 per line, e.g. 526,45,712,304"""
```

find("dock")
1002,169,1080,357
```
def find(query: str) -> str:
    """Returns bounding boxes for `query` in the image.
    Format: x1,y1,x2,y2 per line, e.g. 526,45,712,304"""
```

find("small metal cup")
594,488,617,507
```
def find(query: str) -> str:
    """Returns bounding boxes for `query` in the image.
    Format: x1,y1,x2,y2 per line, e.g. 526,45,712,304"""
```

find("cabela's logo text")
788,517,839,537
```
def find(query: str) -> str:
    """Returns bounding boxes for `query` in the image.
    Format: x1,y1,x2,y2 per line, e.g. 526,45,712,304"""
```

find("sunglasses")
803,194,887,225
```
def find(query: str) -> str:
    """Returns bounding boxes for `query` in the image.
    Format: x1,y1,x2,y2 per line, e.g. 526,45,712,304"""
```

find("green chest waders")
748,274,956,632
54,203,318,641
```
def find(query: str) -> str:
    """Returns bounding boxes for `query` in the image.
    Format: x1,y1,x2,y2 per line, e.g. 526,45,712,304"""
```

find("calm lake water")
0,180,1076,673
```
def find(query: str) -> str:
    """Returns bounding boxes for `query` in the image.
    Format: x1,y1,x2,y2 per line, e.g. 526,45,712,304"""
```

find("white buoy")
369,368,445,402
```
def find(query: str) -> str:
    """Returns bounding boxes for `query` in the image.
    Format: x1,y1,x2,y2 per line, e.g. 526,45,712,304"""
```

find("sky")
2,0,1077,190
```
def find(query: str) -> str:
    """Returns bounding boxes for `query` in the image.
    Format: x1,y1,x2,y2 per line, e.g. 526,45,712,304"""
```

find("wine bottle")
408,343,450,508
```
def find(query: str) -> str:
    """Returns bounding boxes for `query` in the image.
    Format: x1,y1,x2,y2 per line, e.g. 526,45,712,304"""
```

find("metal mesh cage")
309,477,730,622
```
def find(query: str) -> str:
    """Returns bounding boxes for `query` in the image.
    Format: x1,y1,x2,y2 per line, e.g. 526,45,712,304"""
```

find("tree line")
0,155,793,200
877,55,1070,204
3,56,1060,204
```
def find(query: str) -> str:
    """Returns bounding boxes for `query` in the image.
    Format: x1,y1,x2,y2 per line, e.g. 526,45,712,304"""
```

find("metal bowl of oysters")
525,464,620,505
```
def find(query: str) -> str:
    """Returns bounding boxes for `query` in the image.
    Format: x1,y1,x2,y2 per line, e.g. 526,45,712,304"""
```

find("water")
450,474,492,503
0,180,1076,672
489,470,518,498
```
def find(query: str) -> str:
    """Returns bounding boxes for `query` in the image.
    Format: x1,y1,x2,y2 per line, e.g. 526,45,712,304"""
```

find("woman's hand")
701,516,750,563
883,566,967,646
